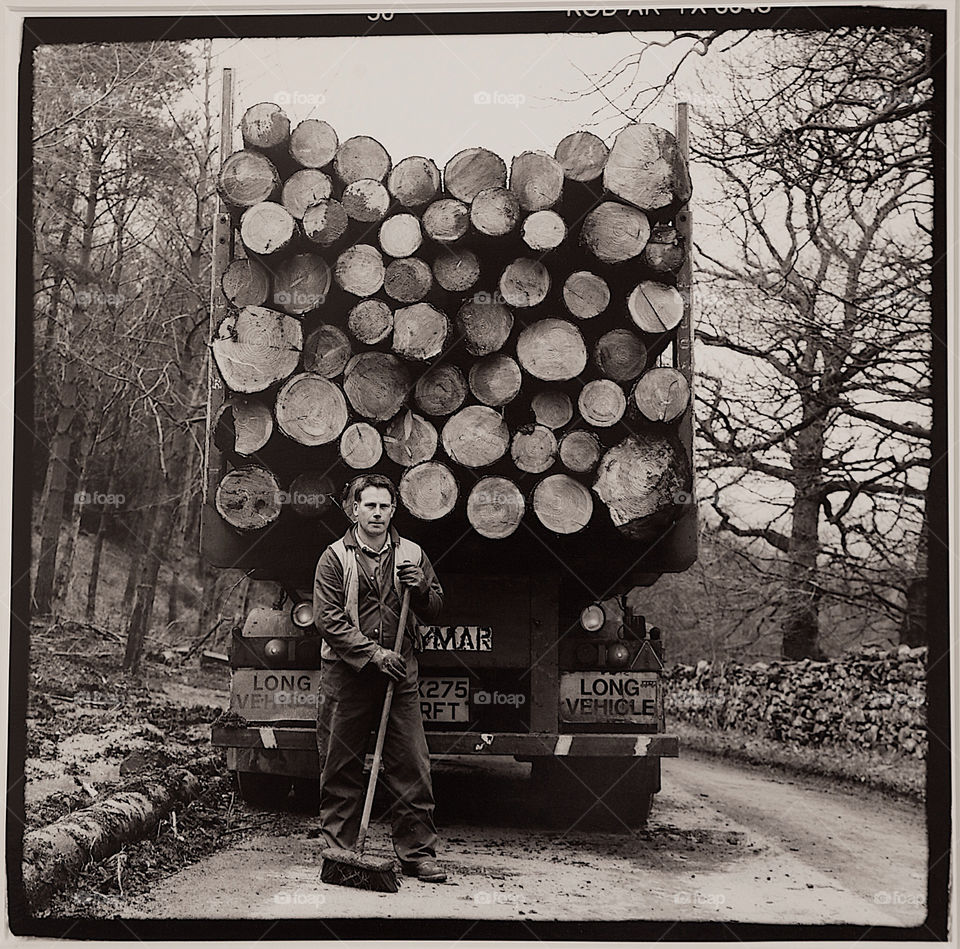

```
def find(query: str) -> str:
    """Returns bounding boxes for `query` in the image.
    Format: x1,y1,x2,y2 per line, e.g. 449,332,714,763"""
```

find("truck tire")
530,757,657,829
236,771,292,808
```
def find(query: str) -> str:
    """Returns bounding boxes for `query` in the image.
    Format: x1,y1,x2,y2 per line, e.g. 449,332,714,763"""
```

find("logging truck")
206,69,696,825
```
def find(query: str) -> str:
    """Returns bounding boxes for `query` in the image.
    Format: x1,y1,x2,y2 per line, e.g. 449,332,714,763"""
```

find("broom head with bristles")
319,846,400,893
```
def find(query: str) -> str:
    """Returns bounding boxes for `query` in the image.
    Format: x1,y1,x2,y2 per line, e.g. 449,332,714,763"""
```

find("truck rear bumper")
212,725,678,757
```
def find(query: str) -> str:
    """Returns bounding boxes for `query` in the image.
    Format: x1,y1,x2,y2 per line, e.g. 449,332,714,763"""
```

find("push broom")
319,585,411,893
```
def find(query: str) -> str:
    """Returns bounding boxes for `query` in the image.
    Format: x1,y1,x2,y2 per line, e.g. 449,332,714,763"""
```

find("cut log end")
467,477,525,538
441,405,510,468
275,374,348,446
216,466,283,531
631,367,690,422
400,461,459,519
532,474,593,534
340,421,384,469
516,319,587,382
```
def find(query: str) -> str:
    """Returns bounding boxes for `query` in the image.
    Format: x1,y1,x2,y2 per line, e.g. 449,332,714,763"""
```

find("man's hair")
352,473,397,506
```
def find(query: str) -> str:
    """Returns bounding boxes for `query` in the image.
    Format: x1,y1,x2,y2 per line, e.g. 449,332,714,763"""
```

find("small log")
379,213,423,258
348,298,394,345
343,352,412,420
531,390,573,429
271,253,331,315
281,169,333,220
558,429,601,472
554,131,609,182
444,147,507,203
288,118,339,169
499,258,550,308
516,319,587,381
441,405,510,468
216,466,283,530
594,329,647,381
532,474,593,534
631,367,690,422
275,374,349,446
388,156,441,207
521,210,566,251
239,202,296,256
334,244,385,297
470,187,520,237
581,201,650,263
509,150,564,211
456,298,513,356
214,397,273,455
432,247,481,293
562,271,610,320
422,198,469,243
302,324,352,378
213,306,302,393
399,461,459,520
641,225,685,272
468,354,522,406
340,421,384,469
288,471,336,517
627,281,684,332
222,258,270,308
578,379,626,427
241,102,290,153
342,178,391,223
467,476,525,539
384,257,433,303
302,198,349,247
511,423,557,474
334,135,391,185
392,302,449,360
217,150,280,208
603,123,692,212
383,409,438,466
414,363,467,417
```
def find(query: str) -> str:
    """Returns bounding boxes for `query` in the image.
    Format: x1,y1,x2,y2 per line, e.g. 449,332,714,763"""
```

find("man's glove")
397,562,428,594
372,647,406,681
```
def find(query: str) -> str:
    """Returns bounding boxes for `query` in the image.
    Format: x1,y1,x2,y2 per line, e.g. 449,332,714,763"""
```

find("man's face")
353,486,395,538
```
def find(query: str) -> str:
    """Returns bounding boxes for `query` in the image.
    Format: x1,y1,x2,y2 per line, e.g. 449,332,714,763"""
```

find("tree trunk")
509,150,564,211
221,258,271,307
334,243,385,297
334,135,391,185
562,271,610,320
241,101,291,154
559,430,601,472
281,169,332,219
289,118,339,169
532,474,593,534
217,150,280,208
510,423,557,474
275,374,348,446
521,210,566,251
603,123,691,212
378,213,423,258
340,422,384,469
85,415,126,622
387,156,440,207
212,306,302,393
467,476,524,538
214,397,274,455
516,319,587,381
432,247,480,293
642,225,685,272
441,405,510,468
468,354,522,406
383,409,438,467
302,324,352,378
342,179,390,223
594,329,647,381
348,299,394,345
302,199,349,247
469,187,520,236
422,198,469,244
398,461,459,519
443,147,506,203
555,131,609,182
214,466,283,532
581,201,650,264
531,390,573,429
456,299,513,356
239,201,296,256
627,281,684,333
343,352,412,421
578,379,627,427
900,496,928,647
392,303,449,360
413,363,467,417
631,368,690,422
271,253,331,315
384,257,433,303
499,258,550,308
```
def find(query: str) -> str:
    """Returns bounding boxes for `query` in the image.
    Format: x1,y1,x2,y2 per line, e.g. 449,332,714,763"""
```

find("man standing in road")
313,473,446,883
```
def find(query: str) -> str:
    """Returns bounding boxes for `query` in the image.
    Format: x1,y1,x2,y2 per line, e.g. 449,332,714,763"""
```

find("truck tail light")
264,638,287,659
606,642,631,668
579,603,605,633
291,602,314,627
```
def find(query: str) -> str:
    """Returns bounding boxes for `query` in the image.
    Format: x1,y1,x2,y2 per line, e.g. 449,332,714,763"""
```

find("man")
313,473,446,883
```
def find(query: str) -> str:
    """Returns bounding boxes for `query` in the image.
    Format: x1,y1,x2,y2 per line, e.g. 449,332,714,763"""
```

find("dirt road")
122,752,926,926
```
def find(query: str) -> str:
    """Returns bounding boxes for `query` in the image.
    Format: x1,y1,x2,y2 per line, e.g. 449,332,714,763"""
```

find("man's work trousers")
316,650,438,865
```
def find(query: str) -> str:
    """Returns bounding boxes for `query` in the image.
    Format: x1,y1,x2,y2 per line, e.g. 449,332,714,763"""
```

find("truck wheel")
530,757,656,829
236,771,292,808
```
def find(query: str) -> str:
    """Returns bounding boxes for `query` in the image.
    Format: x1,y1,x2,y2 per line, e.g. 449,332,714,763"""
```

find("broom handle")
356,584,411,854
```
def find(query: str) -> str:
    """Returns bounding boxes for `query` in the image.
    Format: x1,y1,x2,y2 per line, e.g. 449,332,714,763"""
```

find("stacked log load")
211,102,693,549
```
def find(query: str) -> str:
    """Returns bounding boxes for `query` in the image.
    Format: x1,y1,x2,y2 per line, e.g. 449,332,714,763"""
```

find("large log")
334,244,385,297
558,429,601,473
444,147,507,203
581,201,650,264
511,423,557,474
216,465,283,530
594,328,647,381
302,198,349,247
627,281,684,332
222,257,271,307
516,319,587,381
340,421,384,469
387,156,441,207
509,151,564,211
433,247,481,293
554,131,609,182
348,298,394,345
289,118,339,169
631,367,690,422
384,257,433,303
593,433,691,539
239,202,296,256
302,324,352,378
467,476,525,538
578,379,626,427
499,258,550,308
275,373,349,445
470,187,520,237
422,198,469,243
456,298,513,356
212,306,302,393
379,213,423,258
441,405,510,467
241,102,290,154
281,169,333,219
271,253,331,315
603,123,692,212
468,353,522,406
334,135,391,185
343,352,412,421
399,461,459,519
414,363,467,416
217,150,280,208
214,397,273,455
288,471,337,517
521,210,566,251
531,390,573,429
392,302,449,360
342,178,391,223
532,474,593,534
562,271,610,320
383,409,438,466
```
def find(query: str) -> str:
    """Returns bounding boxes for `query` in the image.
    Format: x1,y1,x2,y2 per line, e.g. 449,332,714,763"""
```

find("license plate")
560,672,660,724
418,676,470,723
230,669,320,721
